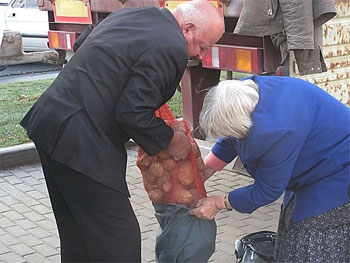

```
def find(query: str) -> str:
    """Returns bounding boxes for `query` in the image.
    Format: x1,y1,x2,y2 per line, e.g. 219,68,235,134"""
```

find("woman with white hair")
189,76,349,262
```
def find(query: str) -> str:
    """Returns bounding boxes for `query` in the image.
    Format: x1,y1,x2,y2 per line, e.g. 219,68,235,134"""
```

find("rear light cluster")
202,45,263,74
48,31,79,50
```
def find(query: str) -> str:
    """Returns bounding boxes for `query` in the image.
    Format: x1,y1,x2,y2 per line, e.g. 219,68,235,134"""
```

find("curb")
0,142,39,170
0,140,136,170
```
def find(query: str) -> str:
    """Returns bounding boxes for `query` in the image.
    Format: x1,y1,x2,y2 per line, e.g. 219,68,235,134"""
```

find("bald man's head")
172,0,224,59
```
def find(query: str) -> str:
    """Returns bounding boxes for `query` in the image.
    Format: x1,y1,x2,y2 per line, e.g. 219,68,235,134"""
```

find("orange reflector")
202,52,212,68
236,49,252,72
49,32,59,49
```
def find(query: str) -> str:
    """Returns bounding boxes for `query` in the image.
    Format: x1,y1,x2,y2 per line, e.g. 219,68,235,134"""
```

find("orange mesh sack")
136,104,207,207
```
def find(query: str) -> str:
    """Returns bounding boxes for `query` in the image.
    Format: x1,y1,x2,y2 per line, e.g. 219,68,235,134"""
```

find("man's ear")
182,22,195,34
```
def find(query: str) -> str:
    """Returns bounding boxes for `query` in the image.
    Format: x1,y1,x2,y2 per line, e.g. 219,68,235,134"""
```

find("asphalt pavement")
0,63,61,85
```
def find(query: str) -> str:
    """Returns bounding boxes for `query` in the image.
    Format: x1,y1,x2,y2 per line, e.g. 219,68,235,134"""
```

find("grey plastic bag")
153,203,217,263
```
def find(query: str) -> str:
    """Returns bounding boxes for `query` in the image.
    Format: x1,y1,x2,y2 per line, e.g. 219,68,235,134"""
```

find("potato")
161,157,177,171
155,170,171,186
178,161,194,186
176,189,194,206
148,189,163,203
138,152,155,167
143,180,157,192
162,181,173,193
143,171,156,183
158,150,171,160
149,161,164,178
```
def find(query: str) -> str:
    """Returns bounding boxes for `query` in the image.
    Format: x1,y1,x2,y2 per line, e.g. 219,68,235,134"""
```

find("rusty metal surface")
181,65,221,139
37,0,161,13
91,0,161,12
292,0,350,106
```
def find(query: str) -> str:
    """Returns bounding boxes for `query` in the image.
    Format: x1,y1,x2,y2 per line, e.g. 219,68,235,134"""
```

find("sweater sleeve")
228,129,302,213
210,137,238,164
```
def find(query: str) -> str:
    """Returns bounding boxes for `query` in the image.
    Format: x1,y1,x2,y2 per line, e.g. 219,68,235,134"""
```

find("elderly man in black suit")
20,0,224,262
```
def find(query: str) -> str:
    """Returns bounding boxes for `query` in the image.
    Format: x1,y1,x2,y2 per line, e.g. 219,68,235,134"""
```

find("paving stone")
46,253,61,262
26,227,53,239
0,251,25,263
0,233,20,246
21,210,46,222
0,203,11,213
0,189,7,197
12,183,34,193
0,170,11,177
1,195,19,206
35,218,58,232
15,218,37,230
41,236,60,250
3,175,23,185
0,216,16,228
18,234,44,247
24,190,47,201
5,225,28,238
10,203,32,214
19,196,40,207
20,165,39,173
8,243,35,257
6,169,28,179
30,203,52,215
32,243,59,258
0,242,11,254
23,252,51,263
0,181,17,194
21,176,42,187
2,210,25,221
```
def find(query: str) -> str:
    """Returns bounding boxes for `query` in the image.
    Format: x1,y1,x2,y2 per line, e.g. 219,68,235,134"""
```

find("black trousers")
37,147,141,262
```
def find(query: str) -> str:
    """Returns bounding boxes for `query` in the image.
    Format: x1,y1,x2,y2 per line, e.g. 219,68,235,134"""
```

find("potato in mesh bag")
137,119,207,207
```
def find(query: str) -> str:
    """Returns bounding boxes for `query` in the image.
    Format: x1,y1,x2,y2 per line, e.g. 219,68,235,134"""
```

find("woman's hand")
189,195,227,220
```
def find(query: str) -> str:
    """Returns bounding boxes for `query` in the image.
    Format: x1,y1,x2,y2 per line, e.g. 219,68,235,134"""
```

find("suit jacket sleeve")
114,44,188,156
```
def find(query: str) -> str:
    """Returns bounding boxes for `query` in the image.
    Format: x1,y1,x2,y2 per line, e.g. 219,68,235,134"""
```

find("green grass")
0,78,183,148
0,69,251,148
167,89,182,118
0,79,54,148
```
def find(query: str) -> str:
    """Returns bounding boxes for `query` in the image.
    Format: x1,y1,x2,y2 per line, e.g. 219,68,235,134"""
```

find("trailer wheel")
56,49,67,66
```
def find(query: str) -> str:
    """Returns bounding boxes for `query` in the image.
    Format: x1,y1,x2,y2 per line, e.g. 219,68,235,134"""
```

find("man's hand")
166,131,191,160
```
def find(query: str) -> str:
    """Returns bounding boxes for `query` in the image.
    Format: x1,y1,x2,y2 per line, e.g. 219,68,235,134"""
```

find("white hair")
199,79,259,140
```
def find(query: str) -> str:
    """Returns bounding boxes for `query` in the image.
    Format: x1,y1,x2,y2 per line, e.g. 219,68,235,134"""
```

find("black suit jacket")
21,7,188,196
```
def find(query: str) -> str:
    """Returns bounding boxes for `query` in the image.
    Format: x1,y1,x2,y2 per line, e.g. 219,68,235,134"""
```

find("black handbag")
235,231,277,263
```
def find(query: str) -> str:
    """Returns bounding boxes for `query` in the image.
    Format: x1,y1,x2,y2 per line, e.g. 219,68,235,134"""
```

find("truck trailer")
36,0,350,138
